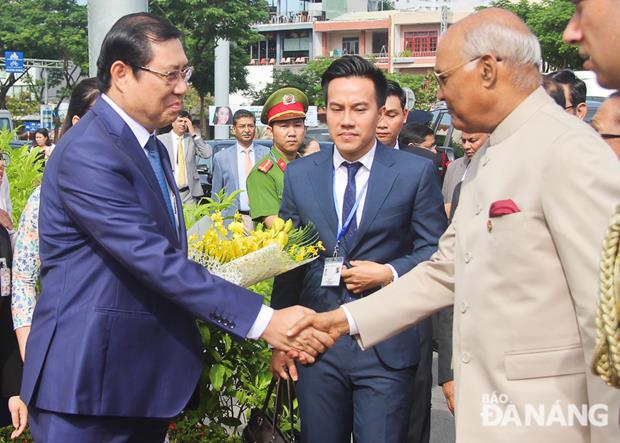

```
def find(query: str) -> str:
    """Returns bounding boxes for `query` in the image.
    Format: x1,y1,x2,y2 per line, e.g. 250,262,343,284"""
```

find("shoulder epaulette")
258,159,274,173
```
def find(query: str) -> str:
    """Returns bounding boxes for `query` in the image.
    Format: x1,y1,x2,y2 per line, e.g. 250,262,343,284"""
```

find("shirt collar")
237,142,254,153
333,141,377,171
101,93,153,148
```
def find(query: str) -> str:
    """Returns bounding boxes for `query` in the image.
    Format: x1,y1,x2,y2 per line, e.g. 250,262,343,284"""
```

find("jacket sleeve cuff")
341,306,359,335
246,305,273,339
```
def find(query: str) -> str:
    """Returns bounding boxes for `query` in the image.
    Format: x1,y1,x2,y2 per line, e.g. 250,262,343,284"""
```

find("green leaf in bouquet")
209,364,226,391
199,323,211,346
223,334,232,353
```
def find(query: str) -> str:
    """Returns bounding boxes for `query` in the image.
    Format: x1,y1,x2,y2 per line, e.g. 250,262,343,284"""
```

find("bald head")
434,8,542,133
591,93,620,159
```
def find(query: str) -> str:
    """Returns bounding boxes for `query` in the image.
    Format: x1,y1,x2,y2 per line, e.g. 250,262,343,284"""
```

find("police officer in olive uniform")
247,87,308,227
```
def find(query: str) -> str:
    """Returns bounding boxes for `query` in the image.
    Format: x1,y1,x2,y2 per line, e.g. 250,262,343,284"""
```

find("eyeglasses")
433,55,502,88
600,133,620,139
0,152,10,166
135,65,194,84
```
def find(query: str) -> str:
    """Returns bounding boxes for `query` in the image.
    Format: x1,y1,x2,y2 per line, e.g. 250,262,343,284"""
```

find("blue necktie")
145,136,176,226
341,161,363,252
341,161,362,303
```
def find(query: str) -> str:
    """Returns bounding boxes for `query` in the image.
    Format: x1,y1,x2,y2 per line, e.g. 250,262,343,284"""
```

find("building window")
372,31,388,56
403,31,438,55
342,37,359,55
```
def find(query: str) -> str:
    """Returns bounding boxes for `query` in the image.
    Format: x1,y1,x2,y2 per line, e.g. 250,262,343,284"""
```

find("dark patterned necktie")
145,136,176,226
341,161,363,251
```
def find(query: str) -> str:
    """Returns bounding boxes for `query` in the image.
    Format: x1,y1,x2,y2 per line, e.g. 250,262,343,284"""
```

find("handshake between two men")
260,305,349,372
261,306,349,381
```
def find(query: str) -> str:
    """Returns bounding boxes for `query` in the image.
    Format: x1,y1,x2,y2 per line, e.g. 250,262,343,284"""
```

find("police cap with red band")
260,87,309,125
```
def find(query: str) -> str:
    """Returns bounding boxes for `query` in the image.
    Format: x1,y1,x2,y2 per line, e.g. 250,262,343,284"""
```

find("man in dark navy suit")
20,13,329,442
271,56,447,443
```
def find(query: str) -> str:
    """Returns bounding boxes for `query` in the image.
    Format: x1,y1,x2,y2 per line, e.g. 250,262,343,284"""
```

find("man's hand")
0,209,13,230
184,117,196,136
7,396,27,439
341,260,392,294
271,350,298,381
441,380,455,415
287,308,350,342
262,306,336,359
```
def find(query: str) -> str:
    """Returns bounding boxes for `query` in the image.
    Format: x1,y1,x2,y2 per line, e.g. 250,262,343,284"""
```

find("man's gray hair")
462,22,542,88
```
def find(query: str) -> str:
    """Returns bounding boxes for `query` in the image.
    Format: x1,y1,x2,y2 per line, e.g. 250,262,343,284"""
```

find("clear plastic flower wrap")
188,210,324,288
190,243,317,288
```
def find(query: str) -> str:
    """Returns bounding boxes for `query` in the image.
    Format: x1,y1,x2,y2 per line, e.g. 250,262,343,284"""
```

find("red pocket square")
489,200,520,217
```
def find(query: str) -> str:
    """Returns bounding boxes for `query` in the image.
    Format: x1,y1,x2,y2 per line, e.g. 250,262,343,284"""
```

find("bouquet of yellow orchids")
189,211,324,288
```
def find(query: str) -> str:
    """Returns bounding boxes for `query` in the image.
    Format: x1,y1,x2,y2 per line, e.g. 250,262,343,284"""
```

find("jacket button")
464,252,472,263
462,352,471,363
460,301,468,313
475,205,482,215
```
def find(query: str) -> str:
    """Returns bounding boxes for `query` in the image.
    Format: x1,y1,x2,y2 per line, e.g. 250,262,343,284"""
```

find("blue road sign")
4,51,24,73
24,121,40,133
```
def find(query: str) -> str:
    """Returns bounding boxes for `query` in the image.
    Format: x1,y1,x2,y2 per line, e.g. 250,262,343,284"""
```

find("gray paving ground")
430,352,456,443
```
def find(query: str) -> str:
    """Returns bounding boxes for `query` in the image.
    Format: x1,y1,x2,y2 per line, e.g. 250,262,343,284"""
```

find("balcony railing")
263,11,326,24
249,56,310,66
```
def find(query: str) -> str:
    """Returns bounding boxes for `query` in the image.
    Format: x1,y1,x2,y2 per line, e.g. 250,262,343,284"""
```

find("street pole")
87,0,148,76
43,68,48,105
214,39,230,140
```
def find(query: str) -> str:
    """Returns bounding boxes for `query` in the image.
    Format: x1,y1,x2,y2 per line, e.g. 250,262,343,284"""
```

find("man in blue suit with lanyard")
270,56,447,442
20,13,330,442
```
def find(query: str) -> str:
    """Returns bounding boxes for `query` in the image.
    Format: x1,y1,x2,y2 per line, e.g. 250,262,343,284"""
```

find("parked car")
584,97,603,124
429,103,459,161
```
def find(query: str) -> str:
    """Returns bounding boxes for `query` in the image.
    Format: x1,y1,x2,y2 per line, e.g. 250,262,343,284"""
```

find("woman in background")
0,151,26,439
12,77,99,360
31,127,55,159
212,105,233,125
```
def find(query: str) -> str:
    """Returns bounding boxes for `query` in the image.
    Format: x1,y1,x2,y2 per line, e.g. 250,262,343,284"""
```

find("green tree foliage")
251,57,438,110
386,71,437,111
151,0,269,134
0,0,88,109
377,0,395,11
6,91,40,117
483,0,581,71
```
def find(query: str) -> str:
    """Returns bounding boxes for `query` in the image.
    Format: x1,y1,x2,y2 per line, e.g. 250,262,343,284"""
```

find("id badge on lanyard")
321,166,369,287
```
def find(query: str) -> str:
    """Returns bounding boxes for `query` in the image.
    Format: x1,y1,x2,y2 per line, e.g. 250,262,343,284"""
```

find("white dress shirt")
100,94,273,339
332,143,375,229
333,143,397,335
236,142,256,212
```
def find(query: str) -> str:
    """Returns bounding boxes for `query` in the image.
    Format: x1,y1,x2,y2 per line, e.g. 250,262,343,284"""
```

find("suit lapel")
94,99,180,244
183,134,192,162
157,138,184,247
349,144,398,254
310,145,338,241
163,133,175,171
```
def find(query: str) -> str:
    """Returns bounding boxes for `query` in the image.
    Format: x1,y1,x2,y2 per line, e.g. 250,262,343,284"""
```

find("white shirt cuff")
341,306,359,336
246,305,274,339
386,264,398,283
